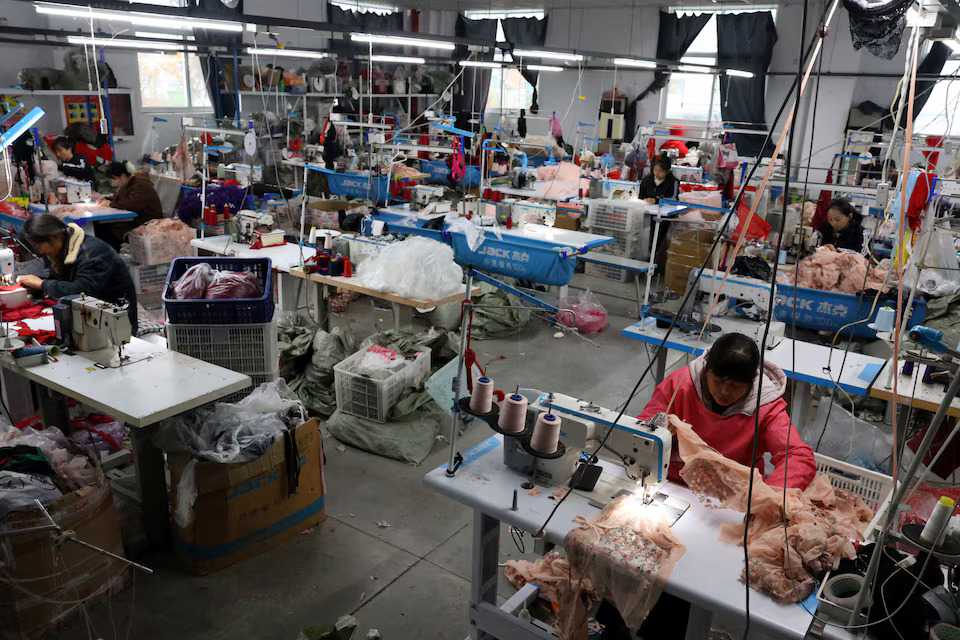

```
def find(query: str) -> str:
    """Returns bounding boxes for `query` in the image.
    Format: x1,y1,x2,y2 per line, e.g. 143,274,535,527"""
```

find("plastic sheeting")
0,424,97,488
359,236,464,300
470,282,532,339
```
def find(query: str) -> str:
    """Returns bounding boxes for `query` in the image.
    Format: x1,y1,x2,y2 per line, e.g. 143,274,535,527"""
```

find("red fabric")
638,368,816,490
2,300,54,321
14,323,55,344
906,172,934,233
659,140,688,158
812,166,836,231
907,417,960,479
923,135,943,169
646,138,656,165
733,202,772,241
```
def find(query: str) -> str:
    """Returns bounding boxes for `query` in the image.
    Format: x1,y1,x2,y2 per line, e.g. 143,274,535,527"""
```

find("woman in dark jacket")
97,161,163,250
16,214,138,330
638,153,681,203
810,198,870,255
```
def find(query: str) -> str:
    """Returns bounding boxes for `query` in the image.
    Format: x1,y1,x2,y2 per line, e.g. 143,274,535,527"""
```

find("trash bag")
289,327,354,417
359,236,464,300
471,281,531,339
277,310,319,380
800,396,901,474
558,289,608,334
326,386,447,465
732,255,772,281
206,270,261,299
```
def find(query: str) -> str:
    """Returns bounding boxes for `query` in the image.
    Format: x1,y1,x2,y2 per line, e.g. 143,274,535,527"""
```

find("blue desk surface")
621,321,887,395
27,204,136,224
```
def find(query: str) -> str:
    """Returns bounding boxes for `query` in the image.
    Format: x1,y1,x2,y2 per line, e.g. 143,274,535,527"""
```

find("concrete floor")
54,276,714,640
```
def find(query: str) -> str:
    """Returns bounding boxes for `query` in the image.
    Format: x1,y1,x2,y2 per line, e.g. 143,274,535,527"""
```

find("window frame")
137,50,211,112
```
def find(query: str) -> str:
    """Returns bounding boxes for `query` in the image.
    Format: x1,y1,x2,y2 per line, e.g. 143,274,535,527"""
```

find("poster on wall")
62,94,134,139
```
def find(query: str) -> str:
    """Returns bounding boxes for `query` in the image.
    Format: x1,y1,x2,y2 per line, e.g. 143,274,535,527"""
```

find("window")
661,8,776,123
470,17,543,112
137,51,211,109
914,60,960,136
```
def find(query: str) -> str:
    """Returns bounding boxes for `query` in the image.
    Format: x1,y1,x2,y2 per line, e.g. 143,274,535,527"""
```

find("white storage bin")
128,228,196,265
129,262,170,294
167,320,279,375
814,453,895,541
584,261,630,283
334,347,431,423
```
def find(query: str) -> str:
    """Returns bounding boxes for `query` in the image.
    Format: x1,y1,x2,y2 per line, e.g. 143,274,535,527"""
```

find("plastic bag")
128,218,195,265
173,263,215,299
558,289,608,334
154,379,305,463
799,397,901,474
359,236,464,300
358,345,405,375
174,458,198,528
447,216,485,252
904,232,960,297
206,270,261,299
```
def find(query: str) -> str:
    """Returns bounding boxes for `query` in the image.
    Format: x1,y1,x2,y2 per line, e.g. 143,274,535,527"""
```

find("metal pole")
446,269,475,476
849,350,960,622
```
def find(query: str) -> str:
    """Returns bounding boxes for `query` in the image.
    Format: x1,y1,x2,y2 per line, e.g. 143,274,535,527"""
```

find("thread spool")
530,412,562,455
920,496,956,546
324,234,334,250
469,376,494,414
497,393,528,434
823,574,866,609
874,306,896,332
13,345,59,358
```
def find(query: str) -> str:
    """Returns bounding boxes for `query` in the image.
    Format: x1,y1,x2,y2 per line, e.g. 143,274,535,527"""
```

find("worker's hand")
96,198,111,207
16,275,42,290
823,244,837,252
645,198,657,204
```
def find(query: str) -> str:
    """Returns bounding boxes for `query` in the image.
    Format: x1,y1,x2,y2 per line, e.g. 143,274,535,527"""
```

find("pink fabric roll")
498,393,528,434
531,412,561,454
470,376,494,413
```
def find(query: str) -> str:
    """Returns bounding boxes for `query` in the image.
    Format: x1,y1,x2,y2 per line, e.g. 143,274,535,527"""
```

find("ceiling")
385,0,797,11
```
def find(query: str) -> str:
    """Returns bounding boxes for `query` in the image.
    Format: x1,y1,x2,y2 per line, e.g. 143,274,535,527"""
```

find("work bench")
424,434,815,640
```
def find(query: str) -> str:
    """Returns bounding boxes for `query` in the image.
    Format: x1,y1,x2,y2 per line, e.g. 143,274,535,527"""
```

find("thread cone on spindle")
498,393,528,434
530,412,561,454
469,376,494,414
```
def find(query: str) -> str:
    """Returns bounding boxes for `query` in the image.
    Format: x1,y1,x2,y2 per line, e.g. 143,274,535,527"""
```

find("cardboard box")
0,474,128,639
170,418,326,575
664,214,723,293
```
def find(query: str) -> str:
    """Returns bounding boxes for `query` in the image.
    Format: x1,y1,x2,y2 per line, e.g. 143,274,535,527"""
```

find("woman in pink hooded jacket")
639,332,816,490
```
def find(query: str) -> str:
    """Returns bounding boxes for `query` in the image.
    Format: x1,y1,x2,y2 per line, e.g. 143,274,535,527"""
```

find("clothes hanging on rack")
842,0,913,60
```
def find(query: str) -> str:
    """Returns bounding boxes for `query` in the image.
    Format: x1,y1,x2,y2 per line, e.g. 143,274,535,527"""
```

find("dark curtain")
327,3,405,59
899,41,950,127
454,16,498,120
196,23,244,119
716,12,778,158
501,16,549,113
636,12,711,101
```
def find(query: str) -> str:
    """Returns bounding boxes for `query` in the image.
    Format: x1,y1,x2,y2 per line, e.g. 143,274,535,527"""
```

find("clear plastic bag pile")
359,236,464,300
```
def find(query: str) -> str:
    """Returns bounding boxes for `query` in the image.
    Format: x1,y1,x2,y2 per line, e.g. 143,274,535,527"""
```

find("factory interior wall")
0,0,927,176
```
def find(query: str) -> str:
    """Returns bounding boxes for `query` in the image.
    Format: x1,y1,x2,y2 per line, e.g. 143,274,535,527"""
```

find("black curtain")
196,24,244,120
327,3,405,59
716,12,778,158
899,41,950,127
501,16,549,113
454,16,498,120
636,12,711,101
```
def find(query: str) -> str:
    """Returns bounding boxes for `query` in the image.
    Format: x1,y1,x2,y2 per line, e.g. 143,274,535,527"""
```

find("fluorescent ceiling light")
369,55,425,63
247,47,329,59
464,9,545,20
134,32,195,41
351,33,455,51
725,69,755,78
460,60,503,68
35,2,242,32
527,64,563,72
614,58,656,69
677,64,712,73
513,49,583,61
329,0,397,13
68,35,185,51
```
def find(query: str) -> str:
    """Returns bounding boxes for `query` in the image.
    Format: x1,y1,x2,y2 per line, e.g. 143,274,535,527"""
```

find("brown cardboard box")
554,210,581,231
170,418,326,575
0,475,128,639
664,213,723,293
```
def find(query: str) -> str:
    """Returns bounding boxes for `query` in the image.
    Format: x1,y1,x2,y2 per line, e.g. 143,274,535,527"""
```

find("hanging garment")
843,0,914,60
906,172,935,233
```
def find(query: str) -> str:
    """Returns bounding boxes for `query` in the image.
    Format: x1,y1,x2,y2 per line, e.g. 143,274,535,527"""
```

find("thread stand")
457,397,500,424
900,523,960,563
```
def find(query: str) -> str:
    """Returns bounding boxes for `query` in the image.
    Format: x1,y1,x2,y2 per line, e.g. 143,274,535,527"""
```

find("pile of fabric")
391,162,423,180
672,415,875,603
126,218,194,265
787,247,888,293
0,423,99,518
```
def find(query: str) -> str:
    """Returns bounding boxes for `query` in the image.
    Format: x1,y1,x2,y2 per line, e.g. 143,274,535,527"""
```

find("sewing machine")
693,268,785,349
0,247,13,285
234,210,281,246
412,185,445,207
52,178,92,204
502,391,689,524
512,200,557,228
53,294,131,354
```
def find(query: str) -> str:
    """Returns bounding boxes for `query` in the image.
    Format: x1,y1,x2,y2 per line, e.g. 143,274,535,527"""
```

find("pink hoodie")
638,353,816,490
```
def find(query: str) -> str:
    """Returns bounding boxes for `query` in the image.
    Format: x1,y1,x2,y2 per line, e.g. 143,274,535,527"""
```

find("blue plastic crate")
774,284,926,339
163,257,275,324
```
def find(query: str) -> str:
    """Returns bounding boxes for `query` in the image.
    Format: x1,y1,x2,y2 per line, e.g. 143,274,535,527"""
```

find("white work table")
869,358,960,419
0,337,251,547
424,434,813,640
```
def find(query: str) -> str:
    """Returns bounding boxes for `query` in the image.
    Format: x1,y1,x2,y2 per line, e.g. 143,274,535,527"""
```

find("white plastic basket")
334,347,431,423
586,199,646,233
814,453,894,541
129,262,170,294
221,368,280,404
128,228,196,265
584,261,630,283
167,320,279,375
